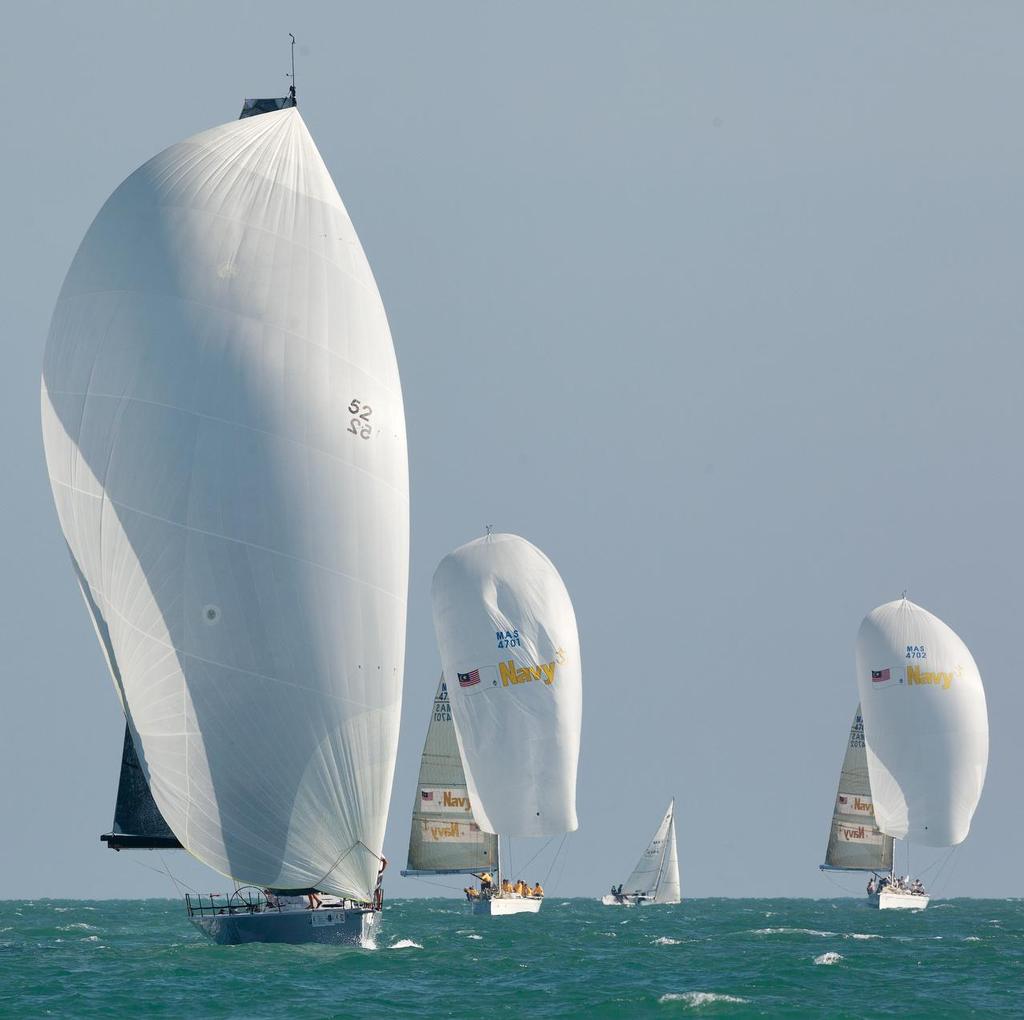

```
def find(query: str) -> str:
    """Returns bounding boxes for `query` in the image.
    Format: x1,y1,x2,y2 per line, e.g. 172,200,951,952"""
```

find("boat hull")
868,891,929,911
190,906,378,945
473,896,542,916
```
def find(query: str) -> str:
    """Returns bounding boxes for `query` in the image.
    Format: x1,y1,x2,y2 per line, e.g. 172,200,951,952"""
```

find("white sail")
659,813,681,904
856,599,988,847
621,800,677,901
430,533,582,837
404,677,498,875
822,705,894,872
41,108,409,900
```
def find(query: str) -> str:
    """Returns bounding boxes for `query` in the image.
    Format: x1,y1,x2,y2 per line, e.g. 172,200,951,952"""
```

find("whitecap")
658,992,749,1006
388,939,423,950
847,933,881,940
466,934,483,940
963,936,981,942
814,952,843,966
749,927,836,937
598,931,617,938
653,936,681,946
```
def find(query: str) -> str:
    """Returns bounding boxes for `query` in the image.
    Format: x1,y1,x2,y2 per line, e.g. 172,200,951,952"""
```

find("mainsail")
856,599,988,847
102,724,182,850
41,107,409,900
821,705,893,872
430,533,582,837
621,800,680,903
403,677,498,875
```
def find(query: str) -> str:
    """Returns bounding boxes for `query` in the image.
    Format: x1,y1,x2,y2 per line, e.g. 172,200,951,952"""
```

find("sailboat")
602,800,680,906
400,676,498,882
849,598,988,910
40,71,409,945
818,707,899,901
430,532,582,916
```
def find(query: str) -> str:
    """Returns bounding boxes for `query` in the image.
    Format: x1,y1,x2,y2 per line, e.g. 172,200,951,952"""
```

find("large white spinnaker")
41,107,409,900
403,676,499,875
856,599,988,848
821,706,894,872
430,533,582,837
621,800,679,902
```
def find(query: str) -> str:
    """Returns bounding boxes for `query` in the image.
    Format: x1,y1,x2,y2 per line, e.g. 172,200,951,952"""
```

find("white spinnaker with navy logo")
622,800,679,902
856,599,987,848
430,533,581,837
40,108,409,900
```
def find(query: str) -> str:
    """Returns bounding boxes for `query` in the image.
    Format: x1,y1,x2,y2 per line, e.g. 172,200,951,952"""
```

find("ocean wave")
466,934,483,940
659,992,749,1007
653,936,682,945
749,927,836,937
848,933,881,940
963,936,981,942
58,923,98,932
389,939,423,950
814,952,843,966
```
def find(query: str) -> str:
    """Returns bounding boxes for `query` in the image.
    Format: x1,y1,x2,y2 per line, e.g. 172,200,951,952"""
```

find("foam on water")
389,938,423,950
658,992,749,1007
814,952,843,966
653,936,682,945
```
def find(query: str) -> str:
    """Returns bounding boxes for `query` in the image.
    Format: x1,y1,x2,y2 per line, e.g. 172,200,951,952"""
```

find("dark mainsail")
101,724,181,850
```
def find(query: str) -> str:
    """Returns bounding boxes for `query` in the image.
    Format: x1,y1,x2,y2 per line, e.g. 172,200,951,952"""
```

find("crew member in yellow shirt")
532,882,544,898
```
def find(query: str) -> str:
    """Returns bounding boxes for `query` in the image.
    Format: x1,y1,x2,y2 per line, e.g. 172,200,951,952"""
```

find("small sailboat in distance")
847,598,988,910
40,52,409,944
602,799,680,906
401,676,498,882
430,532,582,916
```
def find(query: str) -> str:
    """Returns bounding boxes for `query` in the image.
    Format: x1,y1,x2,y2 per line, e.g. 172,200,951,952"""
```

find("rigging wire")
127,852,199,896
545,833,570,890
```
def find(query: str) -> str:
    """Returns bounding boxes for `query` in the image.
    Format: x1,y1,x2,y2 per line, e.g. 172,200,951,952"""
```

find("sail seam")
50,287,403,401
48,478,406,604
45,389,408,501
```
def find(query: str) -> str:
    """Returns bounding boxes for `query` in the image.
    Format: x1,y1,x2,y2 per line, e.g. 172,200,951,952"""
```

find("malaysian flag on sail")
458,669,480,688
871,666,897,689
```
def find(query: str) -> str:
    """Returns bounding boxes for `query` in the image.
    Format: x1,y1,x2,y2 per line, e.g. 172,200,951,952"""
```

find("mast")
287,32,297,106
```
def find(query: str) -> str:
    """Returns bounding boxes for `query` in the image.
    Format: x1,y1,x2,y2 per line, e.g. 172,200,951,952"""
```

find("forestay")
41,108,409,900
622,800,679,902
430,533,582,837
856,599,988,847
404,677,498,875
822,705,893,872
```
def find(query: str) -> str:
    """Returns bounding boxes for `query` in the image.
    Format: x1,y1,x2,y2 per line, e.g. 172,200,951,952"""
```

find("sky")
2,1,1022,900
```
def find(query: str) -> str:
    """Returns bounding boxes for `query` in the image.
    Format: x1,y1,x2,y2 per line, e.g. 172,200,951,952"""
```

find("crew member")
532,882,544,898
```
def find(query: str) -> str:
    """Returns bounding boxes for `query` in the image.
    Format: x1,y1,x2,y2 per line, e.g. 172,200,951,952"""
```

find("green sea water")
1,897,1020,1018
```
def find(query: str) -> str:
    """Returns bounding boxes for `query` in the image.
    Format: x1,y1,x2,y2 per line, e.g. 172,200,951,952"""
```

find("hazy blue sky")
3,2,1022,900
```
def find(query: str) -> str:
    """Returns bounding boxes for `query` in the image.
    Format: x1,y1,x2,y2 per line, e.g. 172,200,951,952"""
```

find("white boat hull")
473,896,543,916
869,891,930,911
190,904,378,945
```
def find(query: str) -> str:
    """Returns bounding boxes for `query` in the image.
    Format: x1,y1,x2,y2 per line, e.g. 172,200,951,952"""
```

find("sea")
1,897,1020,1018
